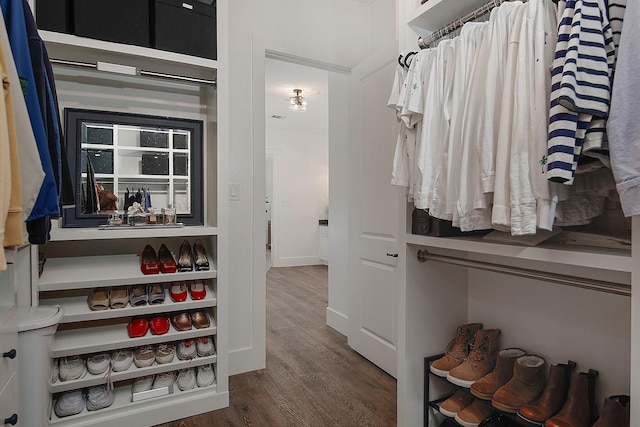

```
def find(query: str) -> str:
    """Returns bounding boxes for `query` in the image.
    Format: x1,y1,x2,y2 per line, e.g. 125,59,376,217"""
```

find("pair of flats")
171,310,210,332
88,287,128,311
129,283,166,306
128,315,170,338
169,280,206,302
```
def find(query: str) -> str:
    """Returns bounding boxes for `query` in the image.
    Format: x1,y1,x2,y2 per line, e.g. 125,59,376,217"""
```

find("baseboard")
272,256,322,267
228,346,265,376
326,307,348,336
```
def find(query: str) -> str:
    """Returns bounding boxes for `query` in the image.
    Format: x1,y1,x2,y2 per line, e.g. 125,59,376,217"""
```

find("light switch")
229,183,240,201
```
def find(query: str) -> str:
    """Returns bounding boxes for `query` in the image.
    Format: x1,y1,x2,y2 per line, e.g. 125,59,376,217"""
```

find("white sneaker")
196,364,215,387
111,349,134,372
132,375,154,393
177,339,197,360
50,358,59,383
86,385,115,411
155,343,175,364
133,345,155,368
87,353,111,375
59,355,86,382
176,368,196,391
196,336,215,357
153,371,175,389
54,390,85,417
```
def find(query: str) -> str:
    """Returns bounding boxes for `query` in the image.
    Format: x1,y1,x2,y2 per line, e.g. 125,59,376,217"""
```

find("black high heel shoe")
177,239,194,272
192,239,210,271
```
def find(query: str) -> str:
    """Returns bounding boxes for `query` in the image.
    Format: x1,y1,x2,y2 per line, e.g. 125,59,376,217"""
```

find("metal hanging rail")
416,249,631,297
417,0,508,48
49,58,216,86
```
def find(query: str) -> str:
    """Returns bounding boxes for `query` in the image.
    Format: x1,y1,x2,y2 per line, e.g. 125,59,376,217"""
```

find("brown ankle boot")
430,323,483,377
446,328,500,388
491,354,547,413
470,348,526,400
518,360,576,424
544,370,598,427
592,395,630,427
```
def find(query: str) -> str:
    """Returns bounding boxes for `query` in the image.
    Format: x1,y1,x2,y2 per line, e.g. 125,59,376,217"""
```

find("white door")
348,41,404,377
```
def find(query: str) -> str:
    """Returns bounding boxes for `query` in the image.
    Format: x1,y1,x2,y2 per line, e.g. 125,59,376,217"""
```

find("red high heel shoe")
158,244,177,274
140,245,160,275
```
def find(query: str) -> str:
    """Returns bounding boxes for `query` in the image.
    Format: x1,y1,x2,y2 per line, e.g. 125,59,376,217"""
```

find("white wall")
267,127,328,267
226,0,396,374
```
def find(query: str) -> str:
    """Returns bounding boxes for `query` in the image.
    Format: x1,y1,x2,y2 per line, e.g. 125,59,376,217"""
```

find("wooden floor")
156,265,397,427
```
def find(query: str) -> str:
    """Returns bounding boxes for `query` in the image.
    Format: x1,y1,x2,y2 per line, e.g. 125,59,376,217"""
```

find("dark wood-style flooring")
156,265,397,427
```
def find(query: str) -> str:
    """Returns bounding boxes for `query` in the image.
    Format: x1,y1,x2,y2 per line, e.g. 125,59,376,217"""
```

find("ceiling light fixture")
289,88,307,112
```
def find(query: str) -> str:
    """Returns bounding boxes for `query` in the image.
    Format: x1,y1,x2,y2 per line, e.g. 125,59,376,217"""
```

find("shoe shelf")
51,319,217,358
48,380,223,427
40,285,217,324
38,254,217,292
49,225,219,242
424,355,540,427
49,353,217,393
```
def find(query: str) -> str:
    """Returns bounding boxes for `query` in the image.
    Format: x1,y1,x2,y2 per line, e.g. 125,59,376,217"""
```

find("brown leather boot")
446,329,500,388
491,354,546,413
470,348,526,400
592,395,630,427
544,370,598,427
430,323,483,377
518,360,576,424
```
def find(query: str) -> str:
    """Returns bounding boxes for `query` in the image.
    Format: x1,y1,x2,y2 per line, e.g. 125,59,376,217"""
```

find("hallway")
158,265,397,426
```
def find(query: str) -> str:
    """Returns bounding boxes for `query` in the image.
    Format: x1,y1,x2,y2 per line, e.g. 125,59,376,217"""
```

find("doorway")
264,58,329,269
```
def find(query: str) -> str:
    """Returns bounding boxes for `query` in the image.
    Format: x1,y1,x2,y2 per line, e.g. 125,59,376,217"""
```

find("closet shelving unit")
397,1,636,427
25,1,228,426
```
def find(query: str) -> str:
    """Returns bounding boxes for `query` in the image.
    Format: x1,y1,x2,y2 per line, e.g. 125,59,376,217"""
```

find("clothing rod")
49,58,216,86
417,0,508,49
416,249,631,297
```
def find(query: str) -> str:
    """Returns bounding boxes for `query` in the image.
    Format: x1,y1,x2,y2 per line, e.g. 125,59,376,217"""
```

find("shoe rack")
34,229,225,426
23,0,229,424
397,1,635,427
424,354,546,427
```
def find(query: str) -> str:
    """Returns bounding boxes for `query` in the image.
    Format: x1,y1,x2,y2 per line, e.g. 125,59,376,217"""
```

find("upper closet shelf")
406,234,632,273
40,30,218,82
407,0,486,36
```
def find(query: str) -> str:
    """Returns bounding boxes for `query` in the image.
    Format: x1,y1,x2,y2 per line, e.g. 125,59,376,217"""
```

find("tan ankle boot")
491,354,547,413
518,360,576,424
470,348,526,400
446,328,500,388
430,323,483,377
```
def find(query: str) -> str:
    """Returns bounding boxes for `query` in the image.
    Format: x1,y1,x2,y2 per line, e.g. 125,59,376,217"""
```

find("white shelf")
50,225,218,241
49,353,217,393
407,0,486,36
40,286,216,324
39,254,217,291
49,381,225,427
51,319,217,358
406,233,632,273
40,30,218,73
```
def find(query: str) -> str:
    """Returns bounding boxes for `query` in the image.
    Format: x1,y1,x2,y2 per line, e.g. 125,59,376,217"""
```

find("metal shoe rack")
424,354,541,427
